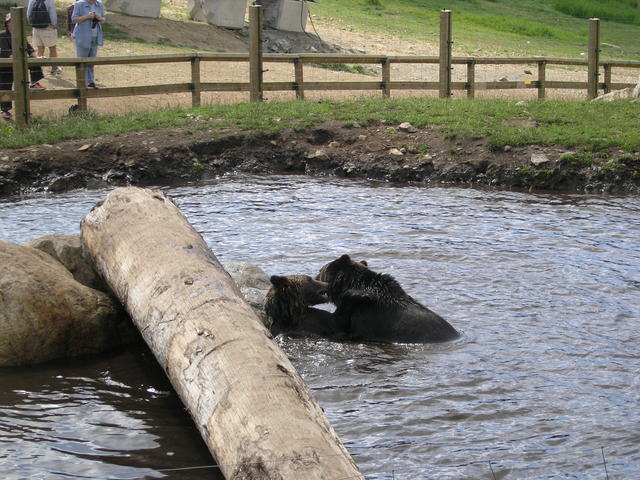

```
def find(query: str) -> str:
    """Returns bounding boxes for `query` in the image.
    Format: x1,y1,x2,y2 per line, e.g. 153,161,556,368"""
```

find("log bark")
80,187,362,480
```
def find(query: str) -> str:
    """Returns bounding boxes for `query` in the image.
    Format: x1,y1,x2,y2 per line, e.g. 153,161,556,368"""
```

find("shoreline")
1,121,639,198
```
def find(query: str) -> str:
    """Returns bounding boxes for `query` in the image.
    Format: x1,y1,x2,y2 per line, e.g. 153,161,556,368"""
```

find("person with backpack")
27,0,62,76
71,0,105,89
1,13,47,121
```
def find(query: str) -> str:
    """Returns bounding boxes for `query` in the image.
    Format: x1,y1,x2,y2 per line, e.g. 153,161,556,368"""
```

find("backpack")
28,0,51,29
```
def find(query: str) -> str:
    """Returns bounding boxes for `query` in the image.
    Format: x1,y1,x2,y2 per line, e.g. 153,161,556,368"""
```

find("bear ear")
360,260,368,267
270,275,285,286
338,254,351,263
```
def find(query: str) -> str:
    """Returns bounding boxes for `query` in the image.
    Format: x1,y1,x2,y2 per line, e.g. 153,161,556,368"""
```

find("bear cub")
265,274,347,340
317,254,460,343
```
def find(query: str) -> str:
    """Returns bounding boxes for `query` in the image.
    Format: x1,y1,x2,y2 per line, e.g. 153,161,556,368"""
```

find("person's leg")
75,44,93,86
85,44,98,86
0,70,12,113
32,28,46,58
29,67,45,84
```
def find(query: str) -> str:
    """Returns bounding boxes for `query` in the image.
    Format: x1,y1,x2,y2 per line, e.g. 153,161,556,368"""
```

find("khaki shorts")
32,27,58,48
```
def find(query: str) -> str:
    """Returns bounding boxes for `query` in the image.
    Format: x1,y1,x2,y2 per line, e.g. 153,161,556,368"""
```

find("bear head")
264,275,329,329
316,254,368,284
316,254,371,304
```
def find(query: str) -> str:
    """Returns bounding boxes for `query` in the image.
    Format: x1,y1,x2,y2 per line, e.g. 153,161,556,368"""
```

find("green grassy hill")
311,0,640,59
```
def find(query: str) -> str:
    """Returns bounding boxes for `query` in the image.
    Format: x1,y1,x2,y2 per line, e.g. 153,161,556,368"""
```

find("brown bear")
316,254,460,343
264,274,347,340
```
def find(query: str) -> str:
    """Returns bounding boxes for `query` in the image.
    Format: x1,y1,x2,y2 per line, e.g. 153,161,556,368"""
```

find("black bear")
264,274,347,340
316,254,460,343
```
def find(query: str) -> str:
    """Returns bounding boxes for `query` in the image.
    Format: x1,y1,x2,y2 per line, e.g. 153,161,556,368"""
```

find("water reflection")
1,175,639,479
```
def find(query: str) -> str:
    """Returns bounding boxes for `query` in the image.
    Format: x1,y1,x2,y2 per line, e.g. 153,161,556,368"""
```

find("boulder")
27,234,107,291
188,0,247,29
593,76,640,102
104,0,161,18
222,261,271,325
0,241,133,367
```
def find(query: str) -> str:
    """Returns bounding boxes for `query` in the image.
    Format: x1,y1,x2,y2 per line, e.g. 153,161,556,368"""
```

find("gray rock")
104,0,161,18
223,261,271,325
0,240,132,367
27,234,107,291
531,153,551,166
398,122,418,133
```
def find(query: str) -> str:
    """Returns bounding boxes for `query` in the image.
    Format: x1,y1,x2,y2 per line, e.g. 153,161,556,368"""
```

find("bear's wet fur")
265,274,347,340
316,254,460,343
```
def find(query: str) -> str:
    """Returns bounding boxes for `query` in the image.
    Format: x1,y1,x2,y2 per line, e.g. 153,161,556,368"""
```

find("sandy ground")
3,1,637,119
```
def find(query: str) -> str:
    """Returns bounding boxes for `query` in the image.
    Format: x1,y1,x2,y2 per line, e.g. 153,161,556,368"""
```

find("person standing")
27,0,62,75
72,0,105,88
1,13,47,121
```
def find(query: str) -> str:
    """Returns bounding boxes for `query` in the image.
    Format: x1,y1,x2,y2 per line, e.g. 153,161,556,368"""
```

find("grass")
553,0,640,26
1,98,638,151
311,0,640,59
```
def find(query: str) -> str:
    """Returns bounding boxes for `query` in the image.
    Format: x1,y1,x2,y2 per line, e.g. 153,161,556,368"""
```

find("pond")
1,175,639,479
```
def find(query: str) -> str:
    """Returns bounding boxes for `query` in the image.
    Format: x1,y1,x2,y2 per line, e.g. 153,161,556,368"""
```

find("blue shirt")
72,0,105,48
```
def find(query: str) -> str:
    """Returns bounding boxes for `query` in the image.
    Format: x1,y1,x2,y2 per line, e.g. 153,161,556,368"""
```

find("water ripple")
1,175,639,479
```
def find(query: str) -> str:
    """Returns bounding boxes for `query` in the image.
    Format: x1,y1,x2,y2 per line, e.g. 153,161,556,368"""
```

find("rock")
531,153,550,166
188,0,247,29
593,76,640,101
516,101,527,107
77,144,92,151
223,261,270,324
104,0,161,18
498,76,509,82
357,135,367,141
47,173,85,193
328,141,340,148
389,148,404,156
503,145,512,152
306,149,329,160
398,122,418,133
27,234,107,291
0,240,132,367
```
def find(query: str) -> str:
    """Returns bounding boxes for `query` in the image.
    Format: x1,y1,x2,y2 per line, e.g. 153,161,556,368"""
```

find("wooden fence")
1,7,639,127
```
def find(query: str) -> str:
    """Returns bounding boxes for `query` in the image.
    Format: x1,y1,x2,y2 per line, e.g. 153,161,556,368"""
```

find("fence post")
75,63,88,111
381,57,390,98
191,55,201,107
587,18,600,100
294,57,304,100
249,4,263,103
466,60,475,99
439,9,452,99
10,7,30,127
537,60,546,99
603,63,611,94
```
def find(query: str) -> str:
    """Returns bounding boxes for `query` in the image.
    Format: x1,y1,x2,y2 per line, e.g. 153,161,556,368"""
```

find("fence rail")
2,7,639,126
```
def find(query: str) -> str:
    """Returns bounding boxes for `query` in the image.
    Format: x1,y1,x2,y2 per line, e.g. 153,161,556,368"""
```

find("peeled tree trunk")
80,187,362,480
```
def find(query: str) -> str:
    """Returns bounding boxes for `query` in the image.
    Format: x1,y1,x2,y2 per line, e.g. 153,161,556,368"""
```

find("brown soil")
1,3,638,196
2,118,639,197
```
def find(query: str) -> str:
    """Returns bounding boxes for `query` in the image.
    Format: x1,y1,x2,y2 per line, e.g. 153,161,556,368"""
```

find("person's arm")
47,0,57,27
95,3,106,23
72,3,94,24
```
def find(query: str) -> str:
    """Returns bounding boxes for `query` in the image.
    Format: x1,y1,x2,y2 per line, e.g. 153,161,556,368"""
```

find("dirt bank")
1,120,638,197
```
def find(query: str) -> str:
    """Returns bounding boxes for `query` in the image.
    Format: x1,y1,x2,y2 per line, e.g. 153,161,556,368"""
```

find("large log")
80,187,362,480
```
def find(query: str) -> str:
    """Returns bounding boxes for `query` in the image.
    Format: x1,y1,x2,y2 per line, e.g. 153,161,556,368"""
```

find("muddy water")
1,176,639,479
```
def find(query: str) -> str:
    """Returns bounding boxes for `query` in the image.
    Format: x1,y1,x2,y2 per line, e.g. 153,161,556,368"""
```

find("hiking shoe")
50,66,63,75
30,81,46,90
87,82,98,89
1,110,13,121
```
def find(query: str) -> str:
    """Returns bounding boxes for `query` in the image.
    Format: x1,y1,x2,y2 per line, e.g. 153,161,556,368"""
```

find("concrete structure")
188,0,247,29
262,0,308,32
105,0,161,18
